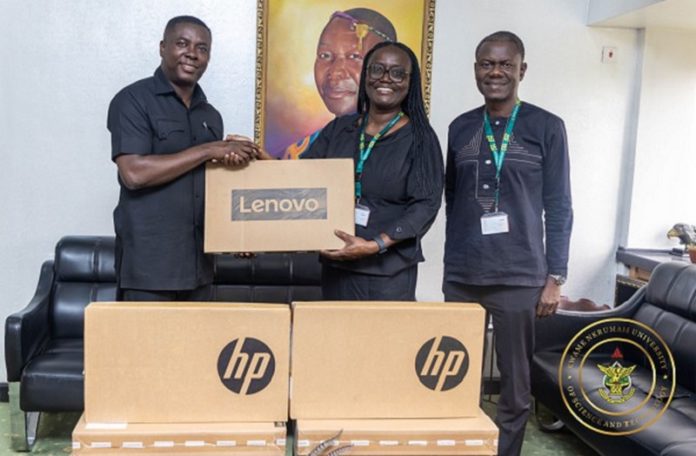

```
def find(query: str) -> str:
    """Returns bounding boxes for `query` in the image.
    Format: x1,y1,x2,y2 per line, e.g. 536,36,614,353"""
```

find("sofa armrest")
5,260,54,381
535,287,646,353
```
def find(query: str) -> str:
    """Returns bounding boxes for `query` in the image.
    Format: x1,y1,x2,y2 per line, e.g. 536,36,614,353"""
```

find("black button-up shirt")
303,114,443,276
108,67,223,290
444,102,572,287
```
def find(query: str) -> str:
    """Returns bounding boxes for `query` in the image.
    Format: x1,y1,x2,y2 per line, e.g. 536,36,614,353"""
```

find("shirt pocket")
501,151,543,197
505,151,542,168
155,119,186,141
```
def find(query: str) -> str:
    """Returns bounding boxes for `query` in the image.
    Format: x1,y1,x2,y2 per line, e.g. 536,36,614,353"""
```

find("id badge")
355,204,371,227
481,211,509,235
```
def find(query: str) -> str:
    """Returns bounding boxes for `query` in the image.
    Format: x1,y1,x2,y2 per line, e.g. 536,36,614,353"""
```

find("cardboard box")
72,414,286,455
290,302,485,419
205,159,354,253
85,302,290,424
295,411,498,455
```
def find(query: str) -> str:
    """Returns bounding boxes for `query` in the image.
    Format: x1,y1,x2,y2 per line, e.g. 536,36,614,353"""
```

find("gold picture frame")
255,0,436,158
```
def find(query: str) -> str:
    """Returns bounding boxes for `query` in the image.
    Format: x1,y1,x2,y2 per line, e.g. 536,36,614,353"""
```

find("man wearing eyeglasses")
443,31,573,456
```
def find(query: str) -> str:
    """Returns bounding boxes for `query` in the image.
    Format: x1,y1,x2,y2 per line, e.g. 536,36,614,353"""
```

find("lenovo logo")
415,336,469,391
231,188,327,221
217,337,275,395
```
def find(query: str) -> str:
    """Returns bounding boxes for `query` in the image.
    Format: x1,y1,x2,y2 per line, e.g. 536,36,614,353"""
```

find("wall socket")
602,46,617,63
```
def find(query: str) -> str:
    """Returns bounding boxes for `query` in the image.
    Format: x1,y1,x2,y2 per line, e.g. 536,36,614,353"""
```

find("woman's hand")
320,230,379,261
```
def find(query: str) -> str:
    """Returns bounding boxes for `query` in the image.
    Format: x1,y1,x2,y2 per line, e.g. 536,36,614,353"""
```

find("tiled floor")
0,399,597,455
480,398,597,456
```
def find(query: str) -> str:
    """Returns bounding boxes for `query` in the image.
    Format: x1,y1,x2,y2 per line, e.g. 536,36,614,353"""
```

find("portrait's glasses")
367,64,410,83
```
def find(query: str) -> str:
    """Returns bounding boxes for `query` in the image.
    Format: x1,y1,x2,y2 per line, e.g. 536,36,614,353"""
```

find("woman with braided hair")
302,41,443,300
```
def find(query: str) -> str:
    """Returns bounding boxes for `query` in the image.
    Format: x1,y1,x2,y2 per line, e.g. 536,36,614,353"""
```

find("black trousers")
120,284,213,302
321,265,418,300
443,281,542,456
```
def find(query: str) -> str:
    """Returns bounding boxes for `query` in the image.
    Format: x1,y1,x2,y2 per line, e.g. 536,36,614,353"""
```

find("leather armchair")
531,262,696,456
5,236,116,451
5,235,321,451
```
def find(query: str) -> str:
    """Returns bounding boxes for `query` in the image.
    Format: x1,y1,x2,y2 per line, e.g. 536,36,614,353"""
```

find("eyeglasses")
367,63,410,83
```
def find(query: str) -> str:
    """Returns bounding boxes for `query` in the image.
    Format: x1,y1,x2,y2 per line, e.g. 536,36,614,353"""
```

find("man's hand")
116,136,262,190
207,135,261,166
224,138,260,165
536,277,561,318
225,134,273,160
320,230,379,261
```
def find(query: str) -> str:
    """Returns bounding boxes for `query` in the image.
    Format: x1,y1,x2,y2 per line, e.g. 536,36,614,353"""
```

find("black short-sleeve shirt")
302,114,443,276
108,67,223,290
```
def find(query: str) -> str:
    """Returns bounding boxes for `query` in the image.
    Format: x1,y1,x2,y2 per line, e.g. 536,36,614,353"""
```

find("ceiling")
588,0,696,30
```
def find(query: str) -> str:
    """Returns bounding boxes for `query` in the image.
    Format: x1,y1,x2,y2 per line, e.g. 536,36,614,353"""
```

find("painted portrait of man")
257,0,434,158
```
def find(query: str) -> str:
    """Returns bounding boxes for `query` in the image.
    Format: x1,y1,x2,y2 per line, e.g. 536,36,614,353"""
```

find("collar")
480,101,522,121
153,67,207,107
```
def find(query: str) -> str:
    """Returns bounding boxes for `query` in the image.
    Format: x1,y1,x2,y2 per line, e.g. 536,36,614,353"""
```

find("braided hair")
357,42,443,196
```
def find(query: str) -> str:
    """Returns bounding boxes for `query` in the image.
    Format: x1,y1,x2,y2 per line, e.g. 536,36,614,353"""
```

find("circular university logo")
415,336,469,391
217,337,275,395
558,318,676,436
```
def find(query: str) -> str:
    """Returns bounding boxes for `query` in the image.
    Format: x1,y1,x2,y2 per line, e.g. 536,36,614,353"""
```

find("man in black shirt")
443,31,572,456
108,16,260,301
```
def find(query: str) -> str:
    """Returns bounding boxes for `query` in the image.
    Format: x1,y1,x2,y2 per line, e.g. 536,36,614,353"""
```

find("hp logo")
217,337,275,394
415,336,469,391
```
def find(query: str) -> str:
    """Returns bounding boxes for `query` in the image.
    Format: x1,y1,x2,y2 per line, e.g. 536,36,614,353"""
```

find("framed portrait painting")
255,0,436,158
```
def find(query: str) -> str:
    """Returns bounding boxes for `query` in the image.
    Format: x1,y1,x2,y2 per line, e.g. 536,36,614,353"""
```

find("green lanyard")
355,111,404,200
483,100,521,212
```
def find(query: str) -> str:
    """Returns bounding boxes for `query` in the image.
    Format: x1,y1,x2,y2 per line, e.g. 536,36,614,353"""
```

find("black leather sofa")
532,262,696,456
5,235,321,451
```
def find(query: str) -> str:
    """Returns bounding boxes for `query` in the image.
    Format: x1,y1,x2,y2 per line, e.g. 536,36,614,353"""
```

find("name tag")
481,212,509,235
355,204,371,227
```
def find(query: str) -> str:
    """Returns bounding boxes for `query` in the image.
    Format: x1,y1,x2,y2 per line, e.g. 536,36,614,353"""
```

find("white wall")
0,0,258,383
1,0,642,382
626,27,696,248
419,0,639,304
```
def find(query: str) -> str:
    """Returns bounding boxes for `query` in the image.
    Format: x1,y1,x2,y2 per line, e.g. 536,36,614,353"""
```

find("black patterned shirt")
444,102,572,287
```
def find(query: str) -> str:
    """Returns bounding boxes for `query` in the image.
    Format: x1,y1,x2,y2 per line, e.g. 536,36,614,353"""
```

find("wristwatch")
373,236,388,254
548,274,566,286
